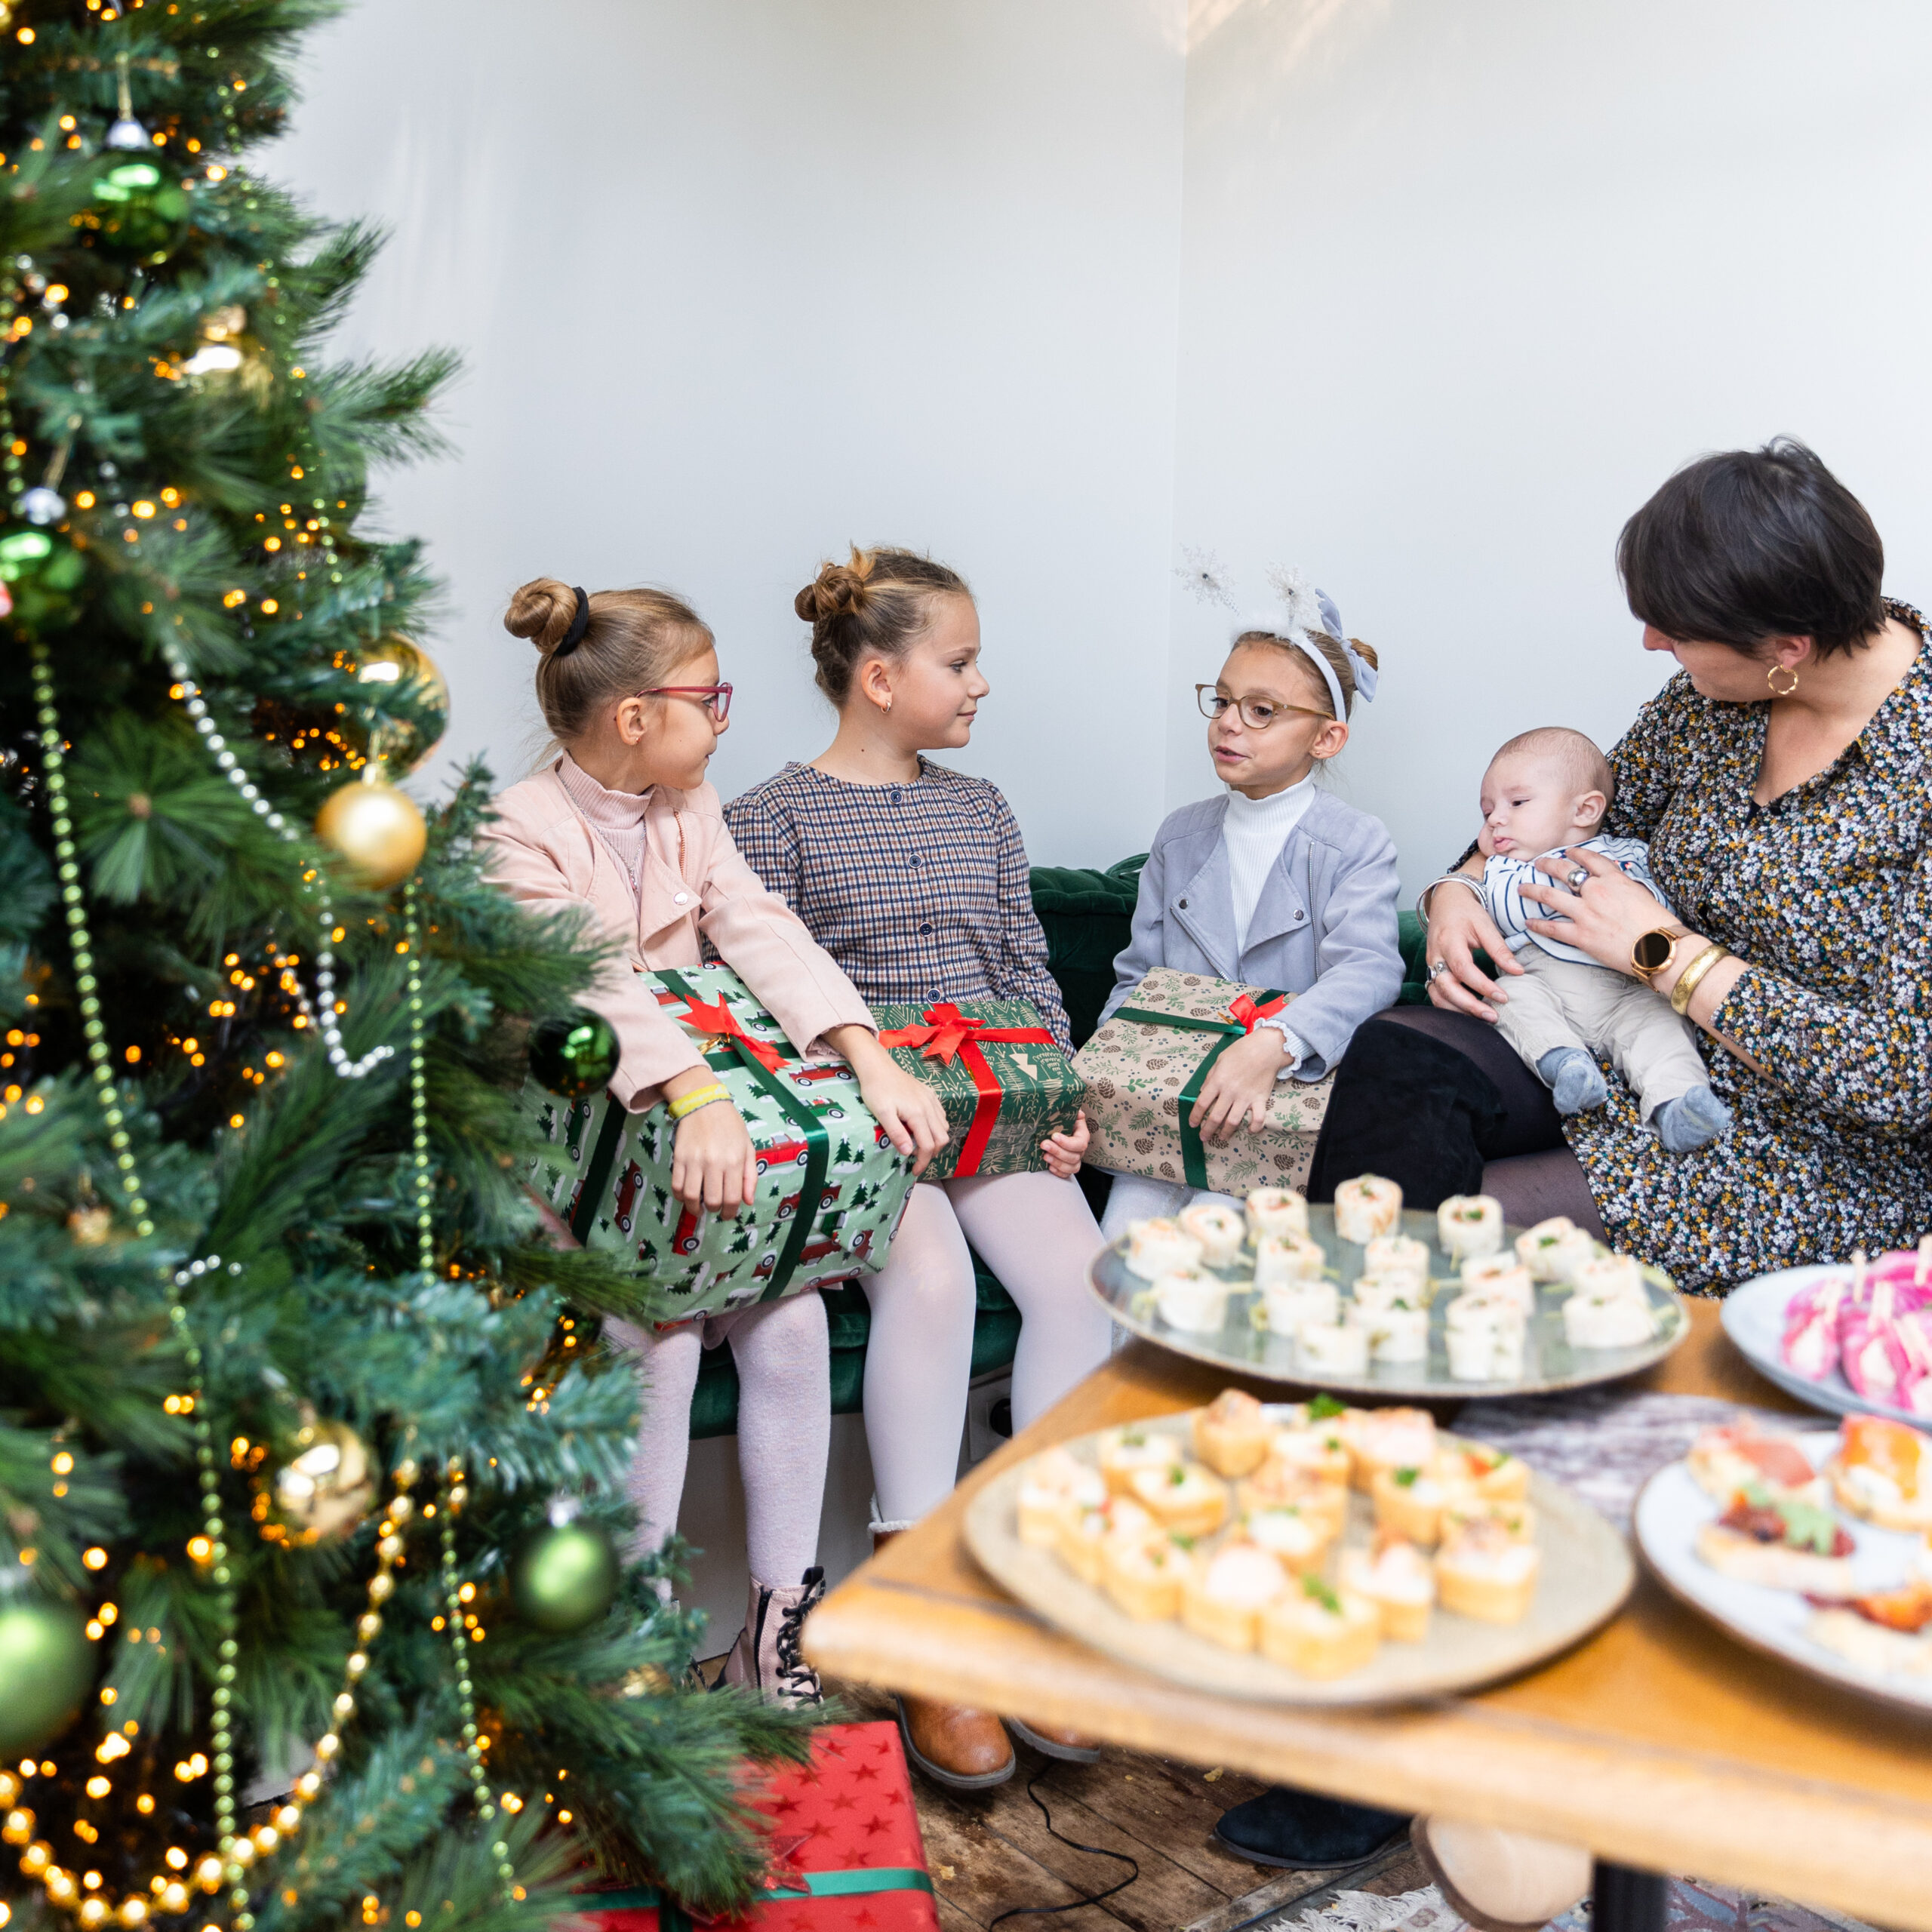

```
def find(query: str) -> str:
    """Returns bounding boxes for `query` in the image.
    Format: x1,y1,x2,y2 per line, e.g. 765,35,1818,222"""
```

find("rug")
1263,1881,1875,1932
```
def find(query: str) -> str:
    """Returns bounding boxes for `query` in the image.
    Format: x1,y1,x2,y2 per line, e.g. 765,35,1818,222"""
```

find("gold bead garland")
19,651,408,1926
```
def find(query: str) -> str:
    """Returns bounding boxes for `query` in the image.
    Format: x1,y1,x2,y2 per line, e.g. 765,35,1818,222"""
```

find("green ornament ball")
529,1011,620,1099
508,1518,618,1634
0,1596,93,1755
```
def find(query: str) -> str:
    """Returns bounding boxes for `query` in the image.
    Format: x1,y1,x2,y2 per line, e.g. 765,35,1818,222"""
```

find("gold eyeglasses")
1195,685,1328,731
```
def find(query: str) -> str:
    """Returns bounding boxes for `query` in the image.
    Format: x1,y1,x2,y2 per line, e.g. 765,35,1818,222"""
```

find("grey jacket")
1101,789,1404,1081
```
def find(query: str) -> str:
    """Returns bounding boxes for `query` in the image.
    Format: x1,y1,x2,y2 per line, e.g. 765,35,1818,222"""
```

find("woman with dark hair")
1311,437,1932,1295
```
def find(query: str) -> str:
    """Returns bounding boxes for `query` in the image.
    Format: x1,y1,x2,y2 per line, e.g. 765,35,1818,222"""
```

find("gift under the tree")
574,1721,940,1932
872,998,1085,1180
525,966,915,1323
1073,966,1336,1194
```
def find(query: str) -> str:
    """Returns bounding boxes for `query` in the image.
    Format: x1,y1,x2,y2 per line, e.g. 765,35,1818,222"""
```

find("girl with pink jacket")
481,578,945,1706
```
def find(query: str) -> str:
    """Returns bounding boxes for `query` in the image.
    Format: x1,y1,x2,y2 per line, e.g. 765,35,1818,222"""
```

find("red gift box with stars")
575,1722,939,1931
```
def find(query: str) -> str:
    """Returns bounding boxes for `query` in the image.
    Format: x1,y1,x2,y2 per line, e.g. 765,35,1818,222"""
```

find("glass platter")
1090,1205,1688,1398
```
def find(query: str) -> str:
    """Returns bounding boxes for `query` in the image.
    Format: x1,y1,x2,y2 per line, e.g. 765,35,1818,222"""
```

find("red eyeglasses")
638,683,732,721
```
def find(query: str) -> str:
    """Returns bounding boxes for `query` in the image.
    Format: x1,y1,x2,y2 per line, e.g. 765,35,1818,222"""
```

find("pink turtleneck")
555,752,649,897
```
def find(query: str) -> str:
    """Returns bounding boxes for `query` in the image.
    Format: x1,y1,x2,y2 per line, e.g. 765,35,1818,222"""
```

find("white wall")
1171,0,1932,894
271,0,1188,866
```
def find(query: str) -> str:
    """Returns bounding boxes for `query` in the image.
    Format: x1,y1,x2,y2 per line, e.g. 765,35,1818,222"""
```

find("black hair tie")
555,586,592,657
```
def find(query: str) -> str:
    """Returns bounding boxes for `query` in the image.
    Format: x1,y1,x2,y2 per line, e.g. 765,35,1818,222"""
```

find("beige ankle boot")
719,1567,825,1708
1411,1817,1592,1932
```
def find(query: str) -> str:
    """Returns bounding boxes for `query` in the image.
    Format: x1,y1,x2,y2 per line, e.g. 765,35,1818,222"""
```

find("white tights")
860,1171,1115,1528
608,1290,829,1588
1100,1173,1244,1238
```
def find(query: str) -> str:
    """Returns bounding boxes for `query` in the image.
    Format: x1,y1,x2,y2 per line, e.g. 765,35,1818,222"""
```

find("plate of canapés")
1634,1411,1932,1716
961,1390,1634,1704
1090,1175,1687,1397
1722,1240,1932,1427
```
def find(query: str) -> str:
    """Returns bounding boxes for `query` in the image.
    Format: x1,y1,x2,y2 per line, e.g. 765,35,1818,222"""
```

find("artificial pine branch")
0,5,817,1924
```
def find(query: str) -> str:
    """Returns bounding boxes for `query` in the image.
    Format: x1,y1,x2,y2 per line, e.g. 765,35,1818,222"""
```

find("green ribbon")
1112,992,1287,1191
655,969,829,1303
569,1097,631,1245
586,1869,937,1922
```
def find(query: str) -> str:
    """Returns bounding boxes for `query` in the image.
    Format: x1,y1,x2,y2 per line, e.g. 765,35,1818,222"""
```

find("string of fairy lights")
6,15,521,1927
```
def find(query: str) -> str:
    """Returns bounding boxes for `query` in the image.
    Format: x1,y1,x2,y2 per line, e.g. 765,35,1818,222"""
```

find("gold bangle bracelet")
666,1080,732,1120
1669,943,1731,1017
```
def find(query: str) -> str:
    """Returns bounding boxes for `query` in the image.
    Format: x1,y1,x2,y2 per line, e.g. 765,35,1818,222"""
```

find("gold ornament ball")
356,635,449,774
315,776,426,889
270,1418,376,1545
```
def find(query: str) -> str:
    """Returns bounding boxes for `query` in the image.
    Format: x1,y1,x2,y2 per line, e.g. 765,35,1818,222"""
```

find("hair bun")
794,549,875,626
505,577,582,656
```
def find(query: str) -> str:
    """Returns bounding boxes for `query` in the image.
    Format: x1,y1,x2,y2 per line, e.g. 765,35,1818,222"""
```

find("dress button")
919,923,934,936
890,788,903,803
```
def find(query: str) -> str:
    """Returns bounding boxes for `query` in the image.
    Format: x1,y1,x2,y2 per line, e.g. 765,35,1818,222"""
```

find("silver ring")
1566,865,1589,891
1426,959,1449,983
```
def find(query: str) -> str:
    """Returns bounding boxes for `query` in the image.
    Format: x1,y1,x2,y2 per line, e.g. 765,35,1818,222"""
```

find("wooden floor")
826,1678,1429,1932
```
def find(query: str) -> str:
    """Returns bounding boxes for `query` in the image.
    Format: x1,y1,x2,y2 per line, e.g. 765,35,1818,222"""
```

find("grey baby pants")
1492,944,1709,1119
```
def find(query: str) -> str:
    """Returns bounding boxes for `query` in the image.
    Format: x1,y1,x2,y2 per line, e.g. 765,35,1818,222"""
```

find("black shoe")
1214,1786,1411,1870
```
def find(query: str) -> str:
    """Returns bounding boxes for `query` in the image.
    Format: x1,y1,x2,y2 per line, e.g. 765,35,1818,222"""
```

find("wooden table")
805,1300,1932,1931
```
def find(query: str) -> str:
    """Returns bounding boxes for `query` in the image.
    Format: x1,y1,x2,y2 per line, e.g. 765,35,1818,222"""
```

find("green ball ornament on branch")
0,1595,93,1755
509,1506,618,1634
529,1011,620,1099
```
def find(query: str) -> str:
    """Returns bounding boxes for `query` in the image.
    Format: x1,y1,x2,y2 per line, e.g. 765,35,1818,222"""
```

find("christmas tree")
0,5,810,1927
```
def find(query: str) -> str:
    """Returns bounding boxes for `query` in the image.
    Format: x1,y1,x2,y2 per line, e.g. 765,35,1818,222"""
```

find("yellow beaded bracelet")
666,1080,733,1120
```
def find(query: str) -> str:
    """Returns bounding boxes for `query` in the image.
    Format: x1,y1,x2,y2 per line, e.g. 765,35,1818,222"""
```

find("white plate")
1091,1207,1687,1398
1722,1265,1932,1426
1632,1428,1932,1717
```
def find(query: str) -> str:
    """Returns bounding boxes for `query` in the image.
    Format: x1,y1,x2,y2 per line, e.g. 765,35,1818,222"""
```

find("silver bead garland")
162,657,393,1080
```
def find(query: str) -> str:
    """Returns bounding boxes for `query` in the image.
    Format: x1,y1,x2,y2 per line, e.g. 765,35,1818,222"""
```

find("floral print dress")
1574,598,1932,1294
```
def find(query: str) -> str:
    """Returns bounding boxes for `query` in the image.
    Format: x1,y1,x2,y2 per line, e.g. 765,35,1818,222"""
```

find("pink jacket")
480,764,876,1110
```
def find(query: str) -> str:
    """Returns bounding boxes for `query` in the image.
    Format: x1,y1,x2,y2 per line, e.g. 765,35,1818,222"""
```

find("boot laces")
774,1567,826,1704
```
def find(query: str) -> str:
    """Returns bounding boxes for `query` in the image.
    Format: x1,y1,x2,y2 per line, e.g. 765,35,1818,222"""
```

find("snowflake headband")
1175,550,1377,717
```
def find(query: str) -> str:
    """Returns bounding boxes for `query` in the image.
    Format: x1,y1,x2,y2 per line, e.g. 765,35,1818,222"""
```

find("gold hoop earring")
1767,663,1799,697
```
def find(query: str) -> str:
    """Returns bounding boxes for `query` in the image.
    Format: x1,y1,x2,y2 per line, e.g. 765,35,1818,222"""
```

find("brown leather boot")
1006,1717,1101,1763
873,1526,1015,1790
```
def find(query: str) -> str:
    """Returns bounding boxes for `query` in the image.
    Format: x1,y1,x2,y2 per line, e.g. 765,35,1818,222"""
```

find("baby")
1475,726,1731,1153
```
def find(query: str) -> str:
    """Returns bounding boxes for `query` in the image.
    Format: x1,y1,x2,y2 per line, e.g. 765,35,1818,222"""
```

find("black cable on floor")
988,1764,1141,1928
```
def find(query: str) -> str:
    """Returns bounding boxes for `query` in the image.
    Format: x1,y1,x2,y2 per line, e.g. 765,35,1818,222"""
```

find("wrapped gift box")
1073,967,1335,1195
573,1721,940,1932
872,998,1086,1180
525,967,915,1324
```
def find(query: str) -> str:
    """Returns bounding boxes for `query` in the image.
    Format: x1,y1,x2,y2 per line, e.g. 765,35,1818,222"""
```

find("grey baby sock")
1654,1084,1733,1153
1537,1047,1607,1115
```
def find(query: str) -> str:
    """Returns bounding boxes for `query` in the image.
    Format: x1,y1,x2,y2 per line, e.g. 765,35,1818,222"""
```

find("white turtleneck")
1223,774,1316,1075
1225,774,1315,949
556,752,651,898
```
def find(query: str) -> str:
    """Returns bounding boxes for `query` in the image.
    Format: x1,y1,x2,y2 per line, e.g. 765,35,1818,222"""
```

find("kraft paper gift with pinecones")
522,965,915,1324
1072,967,1335,1195
872,998,1086,1181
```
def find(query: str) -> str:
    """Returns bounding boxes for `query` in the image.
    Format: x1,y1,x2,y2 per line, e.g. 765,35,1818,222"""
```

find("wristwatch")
1629,925,1689,983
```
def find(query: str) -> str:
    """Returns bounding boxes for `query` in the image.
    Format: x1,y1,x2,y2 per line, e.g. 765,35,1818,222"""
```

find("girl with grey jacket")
1097,573,1403,1237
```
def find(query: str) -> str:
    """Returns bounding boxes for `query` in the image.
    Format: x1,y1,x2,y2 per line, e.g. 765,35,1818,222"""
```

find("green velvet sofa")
686,865,1430,1436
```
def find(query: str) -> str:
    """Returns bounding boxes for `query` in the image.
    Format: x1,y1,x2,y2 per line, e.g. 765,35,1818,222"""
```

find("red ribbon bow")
673,992,789,1072
1228,992,1289,1034
876,1002,1054,1176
